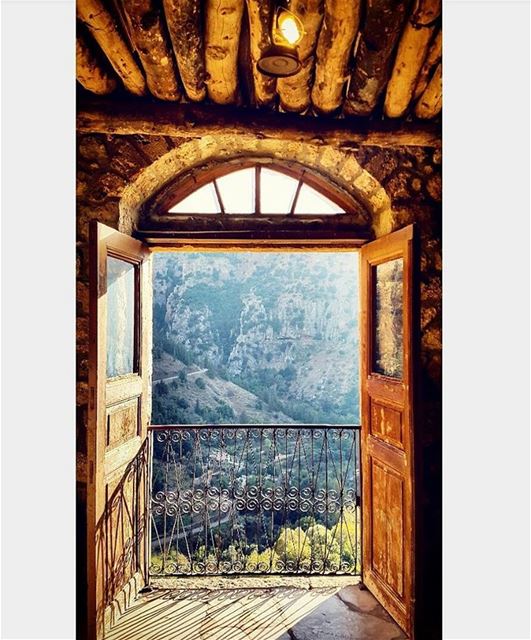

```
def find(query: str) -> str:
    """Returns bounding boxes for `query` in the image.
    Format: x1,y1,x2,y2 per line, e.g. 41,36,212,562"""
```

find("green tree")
332,507,361,572
274,527,311,568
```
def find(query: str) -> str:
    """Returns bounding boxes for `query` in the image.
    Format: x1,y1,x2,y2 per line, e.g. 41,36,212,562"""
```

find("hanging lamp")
257,4,304,78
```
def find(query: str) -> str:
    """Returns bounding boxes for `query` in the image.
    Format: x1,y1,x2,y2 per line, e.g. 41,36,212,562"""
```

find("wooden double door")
86,222,417,638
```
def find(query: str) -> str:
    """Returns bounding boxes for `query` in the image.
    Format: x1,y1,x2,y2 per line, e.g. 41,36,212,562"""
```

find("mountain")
152,252,360,425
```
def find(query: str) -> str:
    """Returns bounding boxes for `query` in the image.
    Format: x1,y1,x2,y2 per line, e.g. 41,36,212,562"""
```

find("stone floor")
106,582,406,640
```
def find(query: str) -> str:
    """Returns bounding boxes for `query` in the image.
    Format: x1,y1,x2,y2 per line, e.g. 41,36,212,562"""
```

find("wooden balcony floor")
105,581,405,640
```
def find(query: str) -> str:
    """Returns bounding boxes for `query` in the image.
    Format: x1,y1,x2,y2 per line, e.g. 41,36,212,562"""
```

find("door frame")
87,228,419,636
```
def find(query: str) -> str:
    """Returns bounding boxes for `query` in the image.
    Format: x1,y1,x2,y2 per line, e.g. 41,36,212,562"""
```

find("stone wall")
355,145,442,635
76,133,441,637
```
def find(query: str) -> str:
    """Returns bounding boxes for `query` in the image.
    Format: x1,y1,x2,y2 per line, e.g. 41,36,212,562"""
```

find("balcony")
100,425,409,639
148,425,361,579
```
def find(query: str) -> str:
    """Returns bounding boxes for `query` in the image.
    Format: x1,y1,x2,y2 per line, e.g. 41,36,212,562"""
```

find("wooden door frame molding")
141,237,368,251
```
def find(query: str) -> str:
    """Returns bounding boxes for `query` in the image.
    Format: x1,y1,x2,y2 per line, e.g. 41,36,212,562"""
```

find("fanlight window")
168,166,346,216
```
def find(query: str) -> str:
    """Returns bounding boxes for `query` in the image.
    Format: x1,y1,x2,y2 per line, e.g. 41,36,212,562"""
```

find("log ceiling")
77,0,442,122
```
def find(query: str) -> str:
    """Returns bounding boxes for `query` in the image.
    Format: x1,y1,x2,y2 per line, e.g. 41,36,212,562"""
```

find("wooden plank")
413,28,442,100
106,399,139,450
205,0,244,105
139,235,369,250
415,62,442,119
311,0,361,114
245,0,277,107
77,97,442,147
104,435,142,477
277,0,324,113
344,0,408,116
163,0,206,102
121,0,181,101
384,0,441,118
76,29,117,95
77,0,146,96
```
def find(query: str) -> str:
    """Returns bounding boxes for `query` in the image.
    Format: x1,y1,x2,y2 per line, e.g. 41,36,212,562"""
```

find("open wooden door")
87,222,152,639
360,224,416,637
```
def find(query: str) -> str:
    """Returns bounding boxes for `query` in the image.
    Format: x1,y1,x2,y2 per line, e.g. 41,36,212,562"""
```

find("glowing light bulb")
277,11,303,46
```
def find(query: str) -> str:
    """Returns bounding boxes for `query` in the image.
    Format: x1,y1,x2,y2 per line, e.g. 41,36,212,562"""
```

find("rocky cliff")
152,252,360,425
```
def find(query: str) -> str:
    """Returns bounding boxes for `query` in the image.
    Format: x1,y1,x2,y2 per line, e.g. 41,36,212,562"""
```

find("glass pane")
107,257,135,378
169,182,220,214
373,258,403,378
294,184,345,215
260,168,298,214
216,168,255,214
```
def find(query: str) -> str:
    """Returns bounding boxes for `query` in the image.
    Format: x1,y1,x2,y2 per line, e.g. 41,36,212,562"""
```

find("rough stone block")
427,174,442,202
340,156,363,184
353,171,380,199
108,139,148,178
78,135,109,166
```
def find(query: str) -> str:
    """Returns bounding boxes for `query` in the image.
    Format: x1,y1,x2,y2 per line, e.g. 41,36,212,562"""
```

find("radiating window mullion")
213,179,225,215
255,166,261,215
290,178,304,215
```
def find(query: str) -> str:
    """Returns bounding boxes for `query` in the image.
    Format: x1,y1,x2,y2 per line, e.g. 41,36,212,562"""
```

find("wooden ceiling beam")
413,28,442,100
312,0,362,115
163,0,206,102
245,0,277,107
344,0,408,117
77,97,441,147
76,31,117,95
384,0,441,118
415,62,442,118
77,0,146,96
277,0,324,113
120,0,181,101
205,0,244,105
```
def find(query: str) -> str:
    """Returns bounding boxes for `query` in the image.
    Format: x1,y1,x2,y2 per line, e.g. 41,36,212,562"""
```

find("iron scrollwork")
149,425,361,576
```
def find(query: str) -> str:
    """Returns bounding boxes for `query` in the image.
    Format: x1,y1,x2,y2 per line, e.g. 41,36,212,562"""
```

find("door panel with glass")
87,222,152,639
360,225,416,637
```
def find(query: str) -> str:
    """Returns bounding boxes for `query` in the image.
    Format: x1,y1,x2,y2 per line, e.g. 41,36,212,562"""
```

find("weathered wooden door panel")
88,222,152,639
360,225,415,637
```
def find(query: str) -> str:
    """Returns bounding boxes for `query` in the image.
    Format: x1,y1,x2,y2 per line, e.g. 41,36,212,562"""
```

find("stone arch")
119,133,396,238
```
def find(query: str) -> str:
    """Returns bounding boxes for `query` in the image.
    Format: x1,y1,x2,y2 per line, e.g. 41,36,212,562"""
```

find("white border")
1,0,530,638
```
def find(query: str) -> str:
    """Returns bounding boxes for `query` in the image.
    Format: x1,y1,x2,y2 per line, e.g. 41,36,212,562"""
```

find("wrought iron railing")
148,425,361,577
